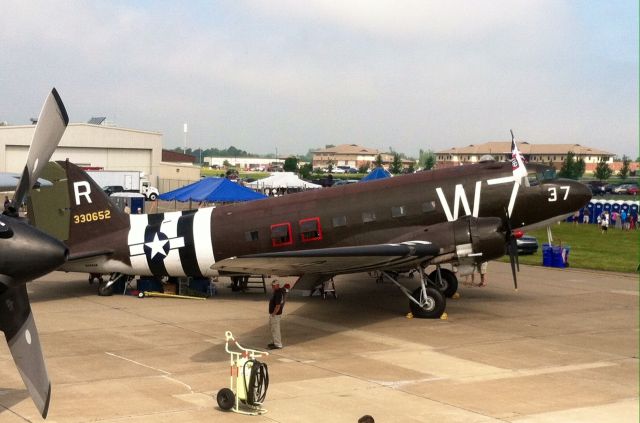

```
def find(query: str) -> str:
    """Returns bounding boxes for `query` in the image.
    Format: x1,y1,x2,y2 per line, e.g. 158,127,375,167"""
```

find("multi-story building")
311,144,412,170
436,141,615,171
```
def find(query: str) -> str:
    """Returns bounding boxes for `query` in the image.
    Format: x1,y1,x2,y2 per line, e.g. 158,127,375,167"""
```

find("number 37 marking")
548,186,570,202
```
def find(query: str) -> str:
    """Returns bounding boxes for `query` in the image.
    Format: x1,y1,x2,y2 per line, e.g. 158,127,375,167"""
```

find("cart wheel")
217,388,235,411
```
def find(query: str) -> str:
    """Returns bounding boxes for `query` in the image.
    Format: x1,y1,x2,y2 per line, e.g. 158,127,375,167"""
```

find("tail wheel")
148,193,157,201
409,286,446,319
217,388,235,411
428,268,458,298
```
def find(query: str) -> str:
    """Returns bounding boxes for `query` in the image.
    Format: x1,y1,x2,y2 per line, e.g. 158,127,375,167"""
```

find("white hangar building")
0,121,199,190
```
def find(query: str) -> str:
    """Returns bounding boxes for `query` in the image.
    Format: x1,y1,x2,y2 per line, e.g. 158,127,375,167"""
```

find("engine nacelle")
422,216,505,266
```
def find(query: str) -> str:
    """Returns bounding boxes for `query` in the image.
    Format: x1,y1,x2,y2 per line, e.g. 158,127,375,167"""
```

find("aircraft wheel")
98,280,114,296
217,388,235,411
428,269,458,298
148,193,158,201
409,286,446,319
88,273,102,285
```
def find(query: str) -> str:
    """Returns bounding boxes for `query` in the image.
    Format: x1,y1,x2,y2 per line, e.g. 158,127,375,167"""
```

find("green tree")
299,162,313,179
419,149,436,170
283,157,298,172
594,158,613,181
406,163,415,174
619,155,631,179
374,154,383,167
575,158,585,179
390,153,403,174
358,162,371,173
326,160,335,173
558,152,584,180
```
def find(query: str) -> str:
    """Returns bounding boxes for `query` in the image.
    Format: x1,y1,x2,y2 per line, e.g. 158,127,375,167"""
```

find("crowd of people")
596,210,637,233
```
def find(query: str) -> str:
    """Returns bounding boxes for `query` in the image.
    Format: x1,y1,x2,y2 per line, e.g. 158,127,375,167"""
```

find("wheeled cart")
216,331,270,415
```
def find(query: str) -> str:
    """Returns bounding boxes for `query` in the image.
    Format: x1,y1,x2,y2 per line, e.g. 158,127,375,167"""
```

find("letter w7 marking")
436,181,482,222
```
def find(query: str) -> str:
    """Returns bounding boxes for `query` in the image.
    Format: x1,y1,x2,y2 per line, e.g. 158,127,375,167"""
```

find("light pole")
183,123,188,154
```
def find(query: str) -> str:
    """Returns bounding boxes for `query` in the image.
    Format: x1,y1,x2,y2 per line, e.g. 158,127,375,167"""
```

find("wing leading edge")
212,241,439,276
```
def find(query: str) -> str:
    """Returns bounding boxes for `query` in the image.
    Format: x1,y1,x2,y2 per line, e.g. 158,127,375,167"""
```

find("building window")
422,201,436,213
362,211,376,223
270,223,292,247
299,217,322,242
245,230,259,241
332,215,347,227
391,206,406,218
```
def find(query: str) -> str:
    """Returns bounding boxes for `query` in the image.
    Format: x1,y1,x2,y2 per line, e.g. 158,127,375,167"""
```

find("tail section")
28,160,130,257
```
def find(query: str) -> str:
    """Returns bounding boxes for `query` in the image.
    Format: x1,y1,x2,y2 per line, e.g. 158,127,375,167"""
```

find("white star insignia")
145,233,168,259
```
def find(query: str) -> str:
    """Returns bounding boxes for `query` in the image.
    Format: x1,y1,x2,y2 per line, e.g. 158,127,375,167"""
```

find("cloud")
1,1,637,158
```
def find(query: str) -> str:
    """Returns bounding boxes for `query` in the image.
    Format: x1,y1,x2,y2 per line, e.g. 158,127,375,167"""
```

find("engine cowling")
422,216,506,265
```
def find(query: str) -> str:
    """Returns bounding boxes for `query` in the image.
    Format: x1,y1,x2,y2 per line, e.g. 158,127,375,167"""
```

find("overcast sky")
1,1,638,158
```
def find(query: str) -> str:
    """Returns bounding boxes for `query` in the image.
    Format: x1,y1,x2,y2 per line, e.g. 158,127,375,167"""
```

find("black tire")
217,388,235,411
98,280,114,296
148,193,158,201
409,286,446,319
428,269,458,298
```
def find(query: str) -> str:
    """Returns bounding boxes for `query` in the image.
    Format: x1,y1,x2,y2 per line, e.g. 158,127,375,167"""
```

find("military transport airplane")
28,136,591,321
1,88,69,418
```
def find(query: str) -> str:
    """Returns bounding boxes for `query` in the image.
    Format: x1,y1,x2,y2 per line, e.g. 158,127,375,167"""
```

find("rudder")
29,160,129,255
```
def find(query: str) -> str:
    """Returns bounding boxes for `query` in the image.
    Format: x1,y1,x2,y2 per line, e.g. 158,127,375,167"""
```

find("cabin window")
332,215,347,227
270,223,292,247
245,230,259,241
391,206,406,218
362,211,376,223
299,217,322,242
422,201,436,213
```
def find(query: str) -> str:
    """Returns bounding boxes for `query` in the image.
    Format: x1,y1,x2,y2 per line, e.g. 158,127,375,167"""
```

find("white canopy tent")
248,172,321,191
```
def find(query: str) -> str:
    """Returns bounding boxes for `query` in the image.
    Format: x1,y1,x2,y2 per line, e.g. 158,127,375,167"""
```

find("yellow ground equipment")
138,291,205,300
216,331,270,415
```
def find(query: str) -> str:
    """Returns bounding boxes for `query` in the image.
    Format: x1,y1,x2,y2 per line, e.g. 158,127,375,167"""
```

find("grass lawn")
504,222,639,274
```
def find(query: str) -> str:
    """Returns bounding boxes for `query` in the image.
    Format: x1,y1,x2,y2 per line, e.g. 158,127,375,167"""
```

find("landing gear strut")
382,268,446,319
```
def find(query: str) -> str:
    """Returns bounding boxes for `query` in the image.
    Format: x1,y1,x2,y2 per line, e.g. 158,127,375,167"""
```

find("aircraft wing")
0,173,52,192
212,241,439,276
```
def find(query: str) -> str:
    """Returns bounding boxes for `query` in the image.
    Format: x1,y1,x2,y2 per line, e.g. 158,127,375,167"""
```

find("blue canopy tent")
360,167,391,182
159,177,267,203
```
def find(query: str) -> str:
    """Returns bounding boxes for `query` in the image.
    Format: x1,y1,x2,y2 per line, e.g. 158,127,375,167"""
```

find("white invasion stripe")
161,212,186,276
128,214,151,274
130,255,151,275
127,214,148,252
193,207,216,276
164,249,186,276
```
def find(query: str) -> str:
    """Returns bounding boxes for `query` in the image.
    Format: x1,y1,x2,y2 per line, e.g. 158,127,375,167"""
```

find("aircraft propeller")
0,88,69,418
503,208,520,291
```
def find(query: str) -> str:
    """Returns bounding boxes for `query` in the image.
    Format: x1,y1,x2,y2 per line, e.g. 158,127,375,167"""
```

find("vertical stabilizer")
29,161,130,256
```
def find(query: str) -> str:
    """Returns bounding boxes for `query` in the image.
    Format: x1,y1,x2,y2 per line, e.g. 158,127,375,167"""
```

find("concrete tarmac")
0,262,637,422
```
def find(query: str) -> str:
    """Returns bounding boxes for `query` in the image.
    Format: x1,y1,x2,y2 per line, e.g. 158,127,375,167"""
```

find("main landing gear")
381,264,458,318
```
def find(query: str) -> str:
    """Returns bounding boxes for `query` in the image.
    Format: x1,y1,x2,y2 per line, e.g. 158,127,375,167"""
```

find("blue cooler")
542,243,553,267
552,246,564,268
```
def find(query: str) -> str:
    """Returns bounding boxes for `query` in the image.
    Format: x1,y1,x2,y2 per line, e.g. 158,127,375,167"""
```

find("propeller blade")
508,236,518,290
503,208,519,290
0,283,51,418
11,88,68,209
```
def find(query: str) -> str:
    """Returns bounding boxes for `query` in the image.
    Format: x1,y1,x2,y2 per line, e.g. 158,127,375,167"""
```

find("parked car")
516,235,539,255
586,181,614,195
613,184,638,195
332,179,359,186
627,186,639,195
